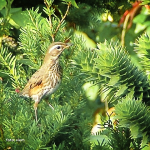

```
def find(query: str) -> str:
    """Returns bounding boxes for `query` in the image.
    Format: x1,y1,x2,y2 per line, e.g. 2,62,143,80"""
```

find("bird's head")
43,42,72,63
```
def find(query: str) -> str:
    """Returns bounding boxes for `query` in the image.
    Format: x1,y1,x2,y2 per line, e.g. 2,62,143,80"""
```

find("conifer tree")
0,0,150,150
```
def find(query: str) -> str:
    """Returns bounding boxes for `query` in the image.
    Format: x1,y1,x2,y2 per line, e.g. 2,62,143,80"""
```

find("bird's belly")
42,80,61,98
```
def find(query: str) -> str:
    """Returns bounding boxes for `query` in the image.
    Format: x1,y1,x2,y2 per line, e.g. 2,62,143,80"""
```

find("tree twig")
53,2,71,41
121,14,130,47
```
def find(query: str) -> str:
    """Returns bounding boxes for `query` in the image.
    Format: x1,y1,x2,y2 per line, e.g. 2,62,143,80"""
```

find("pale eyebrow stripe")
49,45,62,53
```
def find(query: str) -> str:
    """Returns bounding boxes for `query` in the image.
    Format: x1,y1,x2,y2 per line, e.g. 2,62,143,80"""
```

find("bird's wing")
29,71,43,89
20,68,45,97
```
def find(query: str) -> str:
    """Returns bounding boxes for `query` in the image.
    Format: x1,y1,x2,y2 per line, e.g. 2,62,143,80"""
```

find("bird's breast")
41,71,61,98
23,62,63,101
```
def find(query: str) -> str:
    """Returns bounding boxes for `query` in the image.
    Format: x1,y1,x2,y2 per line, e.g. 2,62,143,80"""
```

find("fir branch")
44,0,54,40
0,81,5,149
134,33,150,78
73,40,150,104
27,8,43,38
109,127,131,150
94,41,150,104
115,98,150,147
0,46,20,87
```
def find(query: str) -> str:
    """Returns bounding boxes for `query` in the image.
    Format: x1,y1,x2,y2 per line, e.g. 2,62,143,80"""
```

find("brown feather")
19,42,72,121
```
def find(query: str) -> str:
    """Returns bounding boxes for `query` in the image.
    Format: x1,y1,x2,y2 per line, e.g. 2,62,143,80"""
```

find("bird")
20,42,72,122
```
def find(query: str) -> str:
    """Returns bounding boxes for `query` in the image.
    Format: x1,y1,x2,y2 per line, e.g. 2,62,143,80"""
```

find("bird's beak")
65,43,73,48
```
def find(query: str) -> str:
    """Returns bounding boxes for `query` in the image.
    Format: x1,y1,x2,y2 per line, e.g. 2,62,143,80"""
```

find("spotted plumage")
20,42,72,121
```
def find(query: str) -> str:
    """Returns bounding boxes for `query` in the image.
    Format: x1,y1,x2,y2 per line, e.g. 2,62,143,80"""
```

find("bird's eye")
56,46,61,49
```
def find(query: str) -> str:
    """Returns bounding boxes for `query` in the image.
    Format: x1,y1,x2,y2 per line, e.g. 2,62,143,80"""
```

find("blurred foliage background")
1,0,150,149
